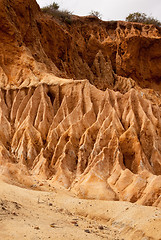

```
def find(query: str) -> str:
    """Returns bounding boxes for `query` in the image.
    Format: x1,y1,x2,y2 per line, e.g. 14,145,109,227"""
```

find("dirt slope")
0,180,161,240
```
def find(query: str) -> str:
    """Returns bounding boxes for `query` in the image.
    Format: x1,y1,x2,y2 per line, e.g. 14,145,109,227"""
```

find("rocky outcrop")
0,82,160,207
115,22,161,89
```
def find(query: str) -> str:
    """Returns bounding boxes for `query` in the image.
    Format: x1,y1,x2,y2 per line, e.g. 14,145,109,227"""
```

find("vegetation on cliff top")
126,12,161,27
89,10,102,19
41,2,72,24
41,2,161,28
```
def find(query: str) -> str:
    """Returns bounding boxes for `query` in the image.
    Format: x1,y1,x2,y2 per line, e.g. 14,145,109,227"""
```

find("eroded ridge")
0,81,160,207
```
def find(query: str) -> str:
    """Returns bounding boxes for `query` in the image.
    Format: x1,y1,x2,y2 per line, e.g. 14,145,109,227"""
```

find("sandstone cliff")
0,0,161,207
1,0,161,91
1,82,161,207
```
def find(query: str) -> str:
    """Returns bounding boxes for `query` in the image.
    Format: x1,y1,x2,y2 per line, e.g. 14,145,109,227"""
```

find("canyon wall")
1,0,161,91
0,0,161,207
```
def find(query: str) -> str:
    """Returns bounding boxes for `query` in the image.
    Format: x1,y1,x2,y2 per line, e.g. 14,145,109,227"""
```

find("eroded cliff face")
0,82,161,207
0,0,161,207
1,0,161,91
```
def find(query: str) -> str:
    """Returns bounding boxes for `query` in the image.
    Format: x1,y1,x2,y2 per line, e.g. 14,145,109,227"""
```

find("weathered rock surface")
0,0,161,91
0,0,161,207
0,82,160,207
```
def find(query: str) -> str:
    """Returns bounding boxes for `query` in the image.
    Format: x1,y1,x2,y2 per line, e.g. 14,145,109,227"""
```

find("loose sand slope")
0,180,161,240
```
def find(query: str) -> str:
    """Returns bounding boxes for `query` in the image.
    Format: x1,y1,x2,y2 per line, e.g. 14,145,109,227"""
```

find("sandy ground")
0,179,161,240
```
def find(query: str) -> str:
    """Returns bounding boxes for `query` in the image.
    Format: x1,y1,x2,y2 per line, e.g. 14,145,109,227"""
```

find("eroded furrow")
0,82,160,207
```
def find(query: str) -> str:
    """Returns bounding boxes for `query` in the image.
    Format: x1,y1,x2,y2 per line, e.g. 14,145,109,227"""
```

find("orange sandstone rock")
0,82,160,206
0,0,160,207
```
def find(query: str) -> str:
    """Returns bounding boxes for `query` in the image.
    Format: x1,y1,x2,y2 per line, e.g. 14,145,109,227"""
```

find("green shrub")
41,2,72,24
52,2,59,10
126,12,161,27
89,10,102,19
